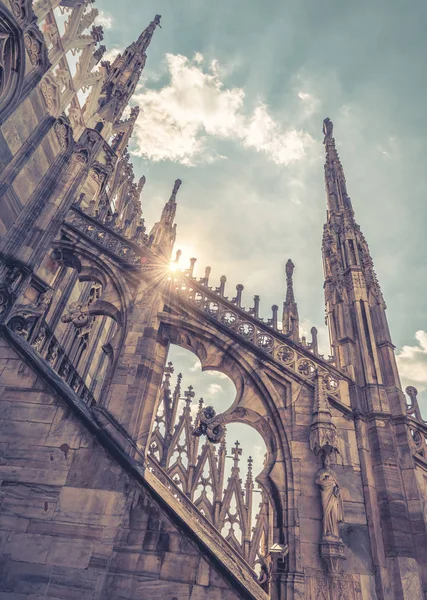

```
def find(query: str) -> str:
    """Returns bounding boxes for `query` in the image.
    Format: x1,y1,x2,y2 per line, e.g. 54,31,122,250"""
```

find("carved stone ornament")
61,301,91,329
54,120,69,151
40,76,58,112
309,372,339,456
305,568,361,600
192,406,226,443
68,106,83,129
5,287,53,337
24,30,42,67
10,0,32,26
318,537,346,574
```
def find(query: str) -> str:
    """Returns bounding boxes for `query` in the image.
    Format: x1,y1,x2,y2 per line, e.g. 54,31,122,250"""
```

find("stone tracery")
148,361,272,571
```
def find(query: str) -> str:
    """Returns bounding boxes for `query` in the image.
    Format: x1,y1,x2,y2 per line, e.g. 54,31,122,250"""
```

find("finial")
163,362,174,392
286,258,294,279
201,266,211,286
188,257,197,277
405,386,424,422
216,275,226,296
130,106,140,121
250,295,260,318
174,373,182,397
137,175,146,195
271,305,278,330
283,259,299,341
247,455,253,479
231,440,242,469
323,117,333,142
233,284,244,307
184,385,195,408
174,249,182,264
310,326,319,356
164,361,174,377
171,179,182,198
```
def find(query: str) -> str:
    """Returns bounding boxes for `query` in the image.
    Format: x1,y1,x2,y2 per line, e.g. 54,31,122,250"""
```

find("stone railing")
6,313,95,407
65,206,146,265
170,272,344,400
145,456,267,598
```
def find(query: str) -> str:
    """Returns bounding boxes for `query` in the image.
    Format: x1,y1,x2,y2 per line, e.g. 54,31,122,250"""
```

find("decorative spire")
322,118,387,380
149,179,182,259
231,440,242,472
309,370,339,458
246,455,253,486
161,179,182,225
173,372,182,399
137,175,146,199
96,15,161,125
323,118,352,216
135,14,162,53
282,259,299,342
184,385,195,415
163,361,174,388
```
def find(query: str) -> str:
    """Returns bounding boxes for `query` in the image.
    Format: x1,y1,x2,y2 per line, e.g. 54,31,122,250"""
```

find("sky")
89,0,427,475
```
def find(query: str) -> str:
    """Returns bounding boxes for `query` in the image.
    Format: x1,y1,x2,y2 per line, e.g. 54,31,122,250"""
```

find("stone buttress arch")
158,313,297,564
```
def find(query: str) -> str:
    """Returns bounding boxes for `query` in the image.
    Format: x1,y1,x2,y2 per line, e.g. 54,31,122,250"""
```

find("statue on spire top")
323,117,333,142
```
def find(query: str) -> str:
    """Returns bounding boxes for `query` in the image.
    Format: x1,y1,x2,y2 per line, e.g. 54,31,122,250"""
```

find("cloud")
297,91,320,119
132,53,315,166
206,370,230,380
208,383,223,395
94,10,113,29
103,46,123,63
190,359,201,372
396,330,427,392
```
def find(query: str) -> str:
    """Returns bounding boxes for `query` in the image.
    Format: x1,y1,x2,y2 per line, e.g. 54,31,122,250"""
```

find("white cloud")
103,46,123,63
132,53,314,166
208,383,223,395
206,370,229,380
396,330,427,392
94,10,113,29
297,91,319,119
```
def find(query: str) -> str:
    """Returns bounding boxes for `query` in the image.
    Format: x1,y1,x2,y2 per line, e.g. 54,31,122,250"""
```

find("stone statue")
323,117,333,141
316,458,344,539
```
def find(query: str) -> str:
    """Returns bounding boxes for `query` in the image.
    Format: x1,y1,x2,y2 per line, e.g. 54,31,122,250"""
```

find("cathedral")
0,1,426,599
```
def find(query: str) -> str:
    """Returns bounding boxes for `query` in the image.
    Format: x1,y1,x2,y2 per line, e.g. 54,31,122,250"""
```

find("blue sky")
91,1,427,460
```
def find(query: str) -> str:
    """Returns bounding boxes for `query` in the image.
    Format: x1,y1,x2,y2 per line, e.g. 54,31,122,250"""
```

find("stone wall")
0,335,245,600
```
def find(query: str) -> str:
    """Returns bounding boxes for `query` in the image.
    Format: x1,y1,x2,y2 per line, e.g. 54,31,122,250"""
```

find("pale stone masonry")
0,1,426,599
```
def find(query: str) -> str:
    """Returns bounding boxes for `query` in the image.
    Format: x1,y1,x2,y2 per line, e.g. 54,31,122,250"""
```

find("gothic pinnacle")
96,15,162,126
309,370,338,458
282,258,299,342
322,117,349,214
137,15,162,53
285,259,295,304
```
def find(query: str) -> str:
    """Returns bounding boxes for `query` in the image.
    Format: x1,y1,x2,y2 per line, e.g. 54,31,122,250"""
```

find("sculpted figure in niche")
316,454,344,539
